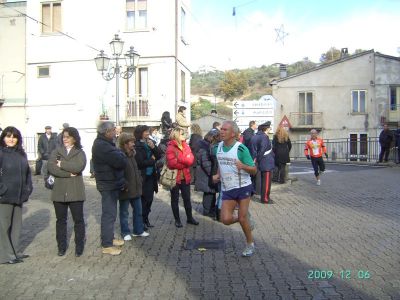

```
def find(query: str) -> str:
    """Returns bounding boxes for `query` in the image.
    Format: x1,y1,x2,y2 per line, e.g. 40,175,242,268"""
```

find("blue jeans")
119,197,144,236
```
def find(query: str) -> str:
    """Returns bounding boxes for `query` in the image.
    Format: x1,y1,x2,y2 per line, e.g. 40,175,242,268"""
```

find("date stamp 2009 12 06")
308,270,371,280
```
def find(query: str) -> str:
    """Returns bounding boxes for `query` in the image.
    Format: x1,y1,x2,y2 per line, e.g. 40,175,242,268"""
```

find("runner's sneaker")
132,231,150,237
242,243,255,257
317,179,321,186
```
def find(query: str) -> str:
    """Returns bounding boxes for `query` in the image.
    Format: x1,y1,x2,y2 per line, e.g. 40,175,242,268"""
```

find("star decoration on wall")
275,24,289,45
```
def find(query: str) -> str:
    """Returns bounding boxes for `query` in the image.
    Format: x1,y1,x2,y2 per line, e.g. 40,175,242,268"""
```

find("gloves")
306,155,311,160
325,153,328,159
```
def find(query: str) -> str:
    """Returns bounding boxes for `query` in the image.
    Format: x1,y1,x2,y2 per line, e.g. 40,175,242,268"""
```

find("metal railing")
289,112,323,128
126,95,149,118
291,137,398,162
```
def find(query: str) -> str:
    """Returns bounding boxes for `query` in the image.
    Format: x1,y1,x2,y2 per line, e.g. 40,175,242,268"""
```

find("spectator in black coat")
195,130,220,218
37,125,57,180
0,127,32,264
378,124,393,163
250,122,274,204
161,111,173,137
395,126,400,164
272,126,292,183
134,125,161,229
92,121,127,256
242,120,257,150
189,123,203,184
242,120,257,190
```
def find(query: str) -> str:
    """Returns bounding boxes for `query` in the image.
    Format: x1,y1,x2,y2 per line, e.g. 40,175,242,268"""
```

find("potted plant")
99,112,109,120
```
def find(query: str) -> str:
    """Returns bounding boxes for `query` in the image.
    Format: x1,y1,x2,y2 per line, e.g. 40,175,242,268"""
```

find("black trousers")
260,171,272,204
311,157,325,177
379,146,390,162
141,175,156,221
202,192,216,216
53,201,85,251
170,182,193,221
276,163,287,183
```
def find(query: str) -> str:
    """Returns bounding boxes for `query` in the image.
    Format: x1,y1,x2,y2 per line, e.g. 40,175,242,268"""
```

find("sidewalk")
0,166,399,299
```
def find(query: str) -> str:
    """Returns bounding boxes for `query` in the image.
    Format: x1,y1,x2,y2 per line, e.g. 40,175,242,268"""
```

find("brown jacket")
120,151,142,200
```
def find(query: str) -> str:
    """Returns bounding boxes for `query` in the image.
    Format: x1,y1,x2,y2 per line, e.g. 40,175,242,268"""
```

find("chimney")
279,64,287,78
341,48,349,58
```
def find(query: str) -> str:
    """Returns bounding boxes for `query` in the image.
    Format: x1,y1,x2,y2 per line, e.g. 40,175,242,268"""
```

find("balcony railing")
126,95,149,119
289,112,323,128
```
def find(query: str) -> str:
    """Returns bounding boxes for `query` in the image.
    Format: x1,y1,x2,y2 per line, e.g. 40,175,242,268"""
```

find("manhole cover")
185,239,225,250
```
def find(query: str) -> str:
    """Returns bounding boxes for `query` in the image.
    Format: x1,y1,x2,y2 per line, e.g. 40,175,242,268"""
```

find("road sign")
279,115,292,129
232,96,277,133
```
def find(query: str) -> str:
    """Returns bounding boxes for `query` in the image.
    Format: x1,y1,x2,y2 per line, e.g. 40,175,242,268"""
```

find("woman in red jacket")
166,128,199,228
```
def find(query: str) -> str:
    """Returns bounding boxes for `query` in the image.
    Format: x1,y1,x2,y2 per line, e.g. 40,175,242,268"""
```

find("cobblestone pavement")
0,165,399,300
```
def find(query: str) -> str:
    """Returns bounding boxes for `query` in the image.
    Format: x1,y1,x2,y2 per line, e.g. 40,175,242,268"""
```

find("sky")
188,0,400,71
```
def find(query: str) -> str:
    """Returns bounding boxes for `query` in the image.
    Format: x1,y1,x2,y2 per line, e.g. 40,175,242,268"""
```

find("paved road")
0,165,399,299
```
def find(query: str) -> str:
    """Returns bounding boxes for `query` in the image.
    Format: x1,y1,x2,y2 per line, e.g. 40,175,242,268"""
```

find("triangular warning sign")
279,115,292,128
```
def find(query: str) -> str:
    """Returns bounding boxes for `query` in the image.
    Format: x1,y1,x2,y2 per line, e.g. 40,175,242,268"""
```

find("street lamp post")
94,34,140,125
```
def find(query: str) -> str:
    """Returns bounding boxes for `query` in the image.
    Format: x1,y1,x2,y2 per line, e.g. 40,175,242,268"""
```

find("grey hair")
97,121,115,134
310,129,318,134
223,120,240,135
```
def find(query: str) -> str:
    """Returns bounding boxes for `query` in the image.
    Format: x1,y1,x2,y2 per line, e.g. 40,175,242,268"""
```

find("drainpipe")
174,0,179,117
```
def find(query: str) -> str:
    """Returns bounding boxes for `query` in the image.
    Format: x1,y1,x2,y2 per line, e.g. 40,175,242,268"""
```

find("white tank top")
216,141,252,191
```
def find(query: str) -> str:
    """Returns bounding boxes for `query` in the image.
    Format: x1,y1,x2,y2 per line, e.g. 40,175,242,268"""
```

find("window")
181,70,186,102
127,67,149,117
38,66,50,78
126,0,147,31
298,92,313,125
181,7,188,44
390,86,400,111
41,2,62,33
351,90,366,113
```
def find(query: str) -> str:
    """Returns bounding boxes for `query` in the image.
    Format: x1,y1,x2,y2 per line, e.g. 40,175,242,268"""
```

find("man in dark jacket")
250,122,275,204
92,121,127,256
378,124,393,163
242,121,257,190
37,125,57,179
395,126,400,164
242,120,257,150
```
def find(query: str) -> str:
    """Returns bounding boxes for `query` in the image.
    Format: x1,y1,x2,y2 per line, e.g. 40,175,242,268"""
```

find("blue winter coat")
92,134,127,192
250,131,275,172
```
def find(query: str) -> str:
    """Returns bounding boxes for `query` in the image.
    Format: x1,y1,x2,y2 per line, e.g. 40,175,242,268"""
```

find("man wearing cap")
250,122,275,204
57,123,70,146
38,125,57,180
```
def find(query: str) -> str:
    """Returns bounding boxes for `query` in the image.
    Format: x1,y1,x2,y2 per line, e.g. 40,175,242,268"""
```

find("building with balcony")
0,0,26,131
0,0,192,162
271,50,400,147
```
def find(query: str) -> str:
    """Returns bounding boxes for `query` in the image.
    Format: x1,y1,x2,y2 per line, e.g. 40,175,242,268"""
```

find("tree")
320,47,341,64
218,71,248,101
287,57,316,75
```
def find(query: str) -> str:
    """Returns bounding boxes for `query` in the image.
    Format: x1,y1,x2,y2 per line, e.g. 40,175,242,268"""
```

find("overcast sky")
188,0,400,71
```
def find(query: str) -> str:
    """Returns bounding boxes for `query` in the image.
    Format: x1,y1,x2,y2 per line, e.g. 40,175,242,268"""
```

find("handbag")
159,163,177,190
45,175,55,190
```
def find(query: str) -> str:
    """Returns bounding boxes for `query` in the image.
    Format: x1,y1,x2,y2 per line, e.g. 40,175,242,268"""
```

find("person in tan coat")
175,106,190,139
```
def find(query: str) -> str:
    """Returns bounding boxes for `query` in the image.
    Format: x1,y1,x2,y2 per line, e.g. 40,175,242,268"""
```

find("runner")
213,121,257,257
304,129,328,185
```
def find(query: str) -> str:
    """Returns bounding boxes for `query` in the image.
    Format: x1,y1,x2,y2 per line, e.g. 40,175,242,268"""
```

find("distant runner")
304,129,328,186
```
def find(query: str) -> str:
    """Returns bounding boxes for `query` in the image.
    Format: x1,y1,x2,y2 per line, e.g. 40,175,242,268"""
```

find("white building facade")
1,0,192,163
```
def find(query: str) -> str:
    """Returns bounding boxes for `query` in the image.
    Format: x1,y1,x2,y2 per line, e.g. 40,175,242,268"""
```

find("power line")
0,2,100,52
